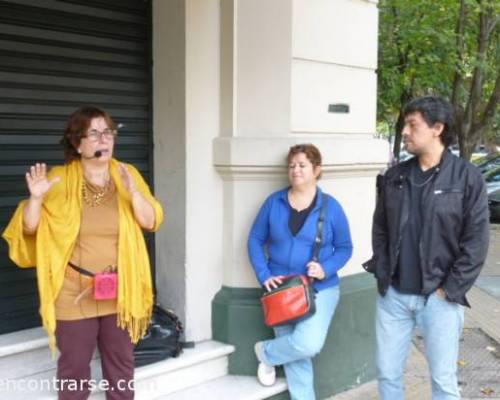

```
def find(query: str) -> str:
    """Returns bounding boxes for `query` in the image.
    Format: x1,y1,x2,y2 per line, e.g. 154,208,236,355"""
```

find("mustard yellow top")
2,159,164,354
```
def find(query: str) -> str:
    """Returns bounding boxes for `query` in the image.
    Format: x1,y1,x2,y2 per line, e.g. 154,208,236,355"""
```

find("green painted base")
212,273,377,399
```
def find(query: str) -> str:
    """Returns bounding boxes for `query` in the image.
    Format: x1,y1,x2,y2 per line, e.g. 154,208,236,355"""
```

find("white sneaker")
254,341,276,386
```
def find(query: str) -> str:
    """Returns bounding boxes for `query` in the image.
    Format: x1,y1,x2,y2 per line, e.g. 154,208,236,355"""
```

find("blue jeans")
260,286,340,400
376,286,464,400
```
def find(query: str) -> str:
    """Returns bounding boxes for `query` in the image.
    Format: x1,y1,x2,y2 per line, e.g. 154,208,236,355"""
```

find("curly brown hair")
286,143,323,179
60,106,117,163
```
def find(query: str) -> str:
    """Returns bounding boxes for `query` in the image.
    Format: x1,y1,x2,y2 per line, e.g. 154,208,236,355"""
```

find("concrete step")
0,327,48,358
155,375,288,400
0,327,100,382
115,340,235,400
0,327,53,380
6,358,103,400
0,327,235,400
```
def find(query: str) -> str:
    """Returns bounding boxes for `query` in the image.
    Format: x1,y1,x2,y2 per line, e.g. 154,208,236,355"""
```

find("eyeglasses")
83,129,117,142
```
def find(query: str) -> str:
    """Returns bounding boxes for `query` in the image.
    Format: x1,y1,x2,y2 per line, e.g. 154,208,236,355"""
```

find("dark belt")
68,262,117,277
68,262,95,278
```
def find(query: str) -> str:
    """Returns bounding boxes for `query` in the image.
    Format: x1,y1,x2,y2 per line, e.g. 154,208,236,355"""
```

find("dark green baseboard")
212,272,377,399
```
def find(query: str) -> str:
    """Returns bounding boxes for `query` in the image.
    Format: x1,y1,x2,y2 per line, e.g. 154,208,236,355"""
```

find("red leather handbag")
259,194,328,327
261,275,315,327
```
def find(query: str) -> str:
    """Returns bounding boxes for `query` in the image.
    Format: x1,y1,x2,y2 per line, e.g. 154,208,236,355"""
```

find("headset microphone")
81,150,103,159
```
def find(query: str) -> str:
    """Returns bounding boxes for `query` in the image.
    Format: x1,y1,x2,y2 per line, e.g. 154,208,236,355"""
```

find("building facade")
152,0,386,396
0,0,386,397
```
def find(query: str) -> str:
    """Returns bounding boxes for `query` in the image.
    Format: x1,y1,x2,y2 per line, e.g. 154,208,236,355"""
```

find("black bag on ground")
134,305,184,367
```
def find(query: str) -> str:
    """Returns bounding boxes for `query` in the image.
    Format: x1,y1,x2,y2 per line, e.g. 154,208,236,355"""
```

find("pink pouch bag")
94,271,118,300
69,262,118,300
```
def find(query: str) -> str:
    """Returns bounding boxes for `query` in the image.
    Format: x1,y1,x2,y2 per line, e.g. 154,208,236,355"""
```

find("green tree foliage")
378,0,500,160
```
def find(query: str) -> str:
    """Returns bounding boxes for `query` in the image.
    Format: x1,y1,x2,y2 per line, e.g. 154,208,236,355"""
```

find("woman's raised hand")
118,162,138,195
25,163,60,200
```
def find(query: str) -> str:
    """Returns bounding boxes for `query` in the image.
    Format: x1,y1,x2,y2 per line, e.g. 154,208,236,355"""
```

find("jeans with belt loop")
376,286,464,400
259,285,340,400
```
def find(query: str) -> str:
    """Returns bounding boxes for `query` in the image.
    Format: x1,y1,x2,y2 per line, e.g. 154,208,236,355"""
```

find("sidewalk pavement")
328,225,500,400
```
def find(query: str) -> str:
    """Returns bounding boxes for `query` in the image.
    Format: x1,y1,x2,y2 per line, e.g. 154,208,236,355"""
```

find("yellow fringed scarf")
2,159,164,354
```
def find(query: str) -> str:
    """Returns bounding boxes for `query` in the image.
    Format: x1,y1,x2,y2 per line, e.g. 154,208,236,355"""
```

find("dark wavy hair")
60,106,116,163
403,96,455,147
287,143,323,180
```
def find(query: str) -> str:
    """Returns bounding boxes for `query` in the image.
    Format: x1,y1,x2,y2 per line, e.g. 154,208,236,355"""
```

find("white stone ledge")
213,136,389,168
292,56,377,72
0,327,48,358
291,131,374,137
214,164,386,181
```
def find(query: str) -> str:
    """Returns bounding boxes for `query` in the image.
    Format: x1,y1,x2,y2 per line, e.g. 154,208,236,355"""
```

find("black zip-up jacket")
363,150,489,306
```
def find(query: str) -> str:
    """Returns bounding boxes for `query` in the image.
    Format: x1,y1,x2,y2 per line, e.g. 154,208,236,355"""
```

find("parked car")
485,166,500,194
488,189,500,222
474,152,500,174
450,144,460,157
399,150,413,162
449,144,496,162
471,145,490,161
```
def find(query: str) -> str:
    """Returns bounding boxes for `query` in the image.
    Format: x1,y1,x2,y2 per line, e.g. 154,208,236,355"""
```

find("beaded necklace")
82,178,112,207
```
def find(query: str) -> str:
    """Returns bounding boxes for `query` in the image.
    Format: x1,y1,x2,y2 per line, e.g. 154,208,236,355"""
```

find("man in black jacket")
365,96,489,400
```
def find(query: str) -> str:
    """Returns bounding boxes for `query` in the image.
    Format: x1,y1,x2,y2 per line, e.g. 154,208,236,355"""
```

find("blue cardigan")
247,187,353,291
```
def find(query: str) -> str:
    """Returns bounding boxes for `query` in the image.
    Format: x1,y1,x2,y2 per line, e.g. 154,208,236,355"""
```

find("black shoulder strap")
312,193,328,262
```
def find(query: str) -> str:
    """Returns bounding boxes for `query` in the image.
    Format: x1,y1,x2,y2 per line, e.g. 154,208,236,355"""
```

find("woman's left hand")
118,163,138,195
306,261,325,280
118,162,155,230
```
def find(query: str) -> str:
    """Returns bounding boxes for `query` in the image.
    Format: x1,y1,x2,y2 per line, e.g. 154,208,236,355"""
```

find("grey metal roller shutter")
0,0,153,334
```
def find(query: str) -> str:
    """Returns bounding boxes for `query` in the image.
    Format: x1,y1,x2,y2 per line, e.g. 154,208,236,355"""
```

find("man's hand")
435,287,447,300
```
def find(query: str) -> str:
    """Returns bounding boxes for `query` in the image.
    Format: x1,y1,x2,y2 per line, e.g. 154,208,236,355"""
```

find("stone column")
212,1,386,396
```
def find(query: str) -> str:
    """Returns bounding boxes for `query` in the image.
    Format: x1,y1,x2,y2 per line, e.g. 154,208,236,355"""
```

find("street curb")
490,223,500,231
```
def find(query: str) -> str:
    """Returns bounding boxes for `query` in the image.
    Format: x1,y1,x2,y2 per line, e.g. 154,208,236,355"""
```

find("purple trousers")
55,314,134,400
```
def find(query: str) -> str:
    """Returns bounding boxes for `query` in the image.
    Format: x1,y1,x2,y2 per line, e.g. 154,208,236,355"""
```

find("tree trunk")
393,91,413,161
485,136,498,153
456,0,498,161
393,111,404,161
459,137,476,161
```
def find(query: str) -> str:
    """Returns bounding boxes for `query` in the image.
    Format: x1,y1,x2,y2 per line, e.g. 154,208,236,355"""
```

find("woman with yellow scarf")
2,106,164,399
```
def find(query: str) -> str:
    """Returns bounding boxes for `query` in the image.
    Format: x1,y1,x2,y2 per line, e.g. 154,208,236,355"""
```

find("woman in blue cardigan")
248,144,353,400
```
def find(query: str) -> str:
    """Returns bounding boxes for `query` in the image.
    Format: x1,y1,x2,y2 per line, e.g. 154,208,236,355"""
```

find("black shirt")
393,161,437,294
288,192,317,236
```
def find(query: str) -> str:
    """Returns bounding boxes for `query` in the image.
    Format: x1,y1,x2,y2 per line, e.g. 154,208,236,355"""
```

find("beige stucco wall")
153,0,187,324
154,0,386,341
184,0,224,341
215,0,386,288
290,0,384,276
233,0,292,137
292,0,378,135
154,0,224,341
